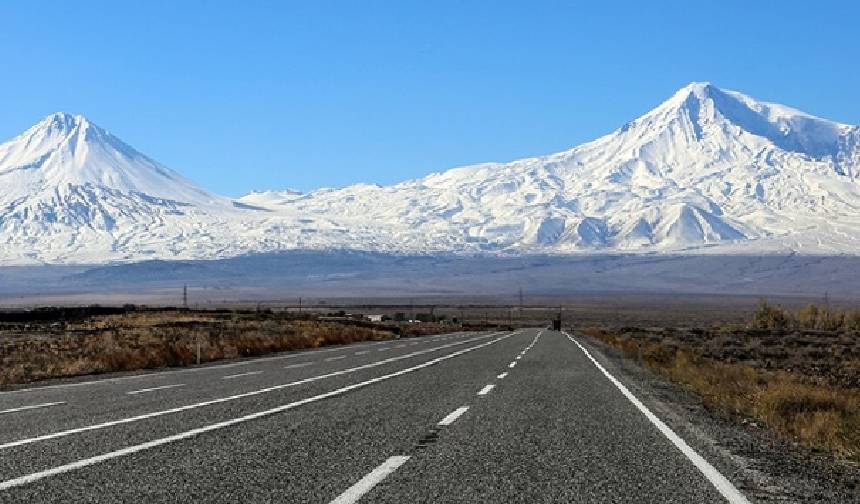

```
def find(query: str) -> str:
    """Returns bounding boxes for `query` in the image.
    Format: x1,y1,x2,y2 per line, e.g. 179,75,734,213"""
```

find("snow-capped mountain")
0,113,260,263
2,83,860,265
242,82,860,254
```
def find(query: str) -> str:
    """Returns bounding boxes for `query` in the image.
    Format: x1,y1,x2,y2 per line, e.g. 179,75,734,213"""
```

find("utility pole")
519,287,523,310
182,284,188,309
298,297,302,315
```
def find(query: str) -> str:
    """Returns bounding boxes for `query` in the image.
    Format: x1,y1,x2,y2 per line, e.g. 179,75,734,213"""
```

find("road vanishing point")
0,329,752,503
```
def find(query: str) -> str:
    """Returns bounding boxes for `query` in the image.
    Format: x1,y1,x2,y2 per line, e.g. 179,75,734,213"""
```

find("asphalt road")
0,329,754,503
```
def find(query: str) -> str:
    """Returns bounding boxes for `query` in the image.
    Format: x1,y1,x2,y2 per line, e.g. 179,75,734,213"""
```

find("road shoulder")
576,333,860,503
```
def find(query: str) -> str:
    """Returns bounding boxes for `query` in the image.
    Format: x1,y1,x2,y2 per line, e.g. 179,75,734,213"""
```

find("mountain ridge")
2,83,860,265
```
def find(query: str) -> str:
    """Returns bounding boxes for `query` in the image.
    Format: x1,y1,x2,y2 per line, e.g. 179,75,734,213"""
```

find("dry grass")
585,328,860,462
0,311,436,385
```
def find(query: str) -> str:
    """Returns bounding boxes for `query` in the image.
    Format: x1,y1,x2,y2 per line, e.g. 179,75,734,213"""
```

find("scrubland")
584,300,860,462
0,308,466,386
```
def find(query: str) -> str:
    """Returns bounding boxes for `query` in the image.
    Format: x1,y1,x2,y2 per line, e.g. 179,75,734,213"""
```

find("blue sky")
2,1,858,196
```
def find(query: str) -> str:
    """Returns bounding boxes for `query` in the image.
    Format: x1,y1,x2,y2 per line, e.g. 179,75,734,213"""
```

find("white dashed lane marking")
221,371,263,380
0,402,66,415
328,456,411,504
126,384,184,396
477,384,495,396
0,333,512,491
438,406,470,426
284,362,314,369
0,333,506,454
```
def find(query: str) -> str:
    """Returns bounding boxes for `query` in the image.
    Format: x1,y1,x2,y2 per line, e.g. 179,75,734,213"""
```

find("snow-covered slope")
0,113,262,263
2,83,860,265
245,82,860,254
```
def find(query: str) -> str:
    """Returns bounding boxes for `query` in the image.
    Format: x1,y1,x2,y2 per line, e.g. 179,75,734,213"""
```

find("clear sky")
2,1,858,196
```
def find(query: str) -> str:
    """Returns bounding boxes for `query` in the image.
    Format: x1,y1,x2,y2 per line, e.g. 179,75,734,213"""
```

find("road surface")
0,329,753,503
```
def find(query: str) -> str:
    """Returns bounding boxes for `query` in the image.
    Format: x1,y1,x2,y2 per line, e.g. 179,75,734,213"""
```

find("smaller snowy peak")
0,112,230,209
14,112,118,149
1,112,142,173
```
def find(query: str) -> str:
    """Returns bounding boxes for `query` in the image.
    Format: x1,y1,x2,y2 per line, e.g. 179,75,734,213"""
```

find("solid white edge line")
0,332,506,451
0,402,66,415
437,406,470,426
563,331,751,504
328,456,411,504
477,384,495,396
126,384,185,396
0,334,510,491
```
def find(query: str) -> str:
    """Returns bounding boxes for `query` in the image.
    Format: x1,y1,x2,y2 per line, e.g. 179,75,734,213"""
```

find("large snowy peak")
247,82,860,253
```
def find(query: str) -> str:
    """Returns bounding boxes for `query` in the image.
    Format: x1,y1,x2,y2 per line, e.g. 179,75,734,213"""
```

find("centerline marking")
0,402,66,415
0,334,511,490
222,371,263,380
284,362,314,369
477,384,495,396
0,332,506,452
438,406,470,426
325,356,346,362
328,456,411,504
497,372,508,379
0,332,479,398
0,339,384,397
126,384,184,396
508,362,516,368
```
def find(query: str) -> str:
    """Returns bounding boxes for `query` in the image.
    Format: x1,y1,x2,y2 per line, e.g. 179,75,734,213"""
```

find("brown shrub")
587,328,860,462
0,311,409,386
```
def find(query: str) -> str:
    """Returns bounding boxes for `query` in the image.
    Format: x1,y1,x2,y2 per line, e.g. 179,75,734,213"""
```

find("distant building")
366,314,384,322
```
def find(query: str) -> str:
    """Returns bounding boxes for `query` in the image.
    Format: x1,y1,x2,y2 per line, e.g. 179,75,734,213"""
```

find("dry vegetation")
584,302,860,463
752,299,860,331
0,309,466,386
